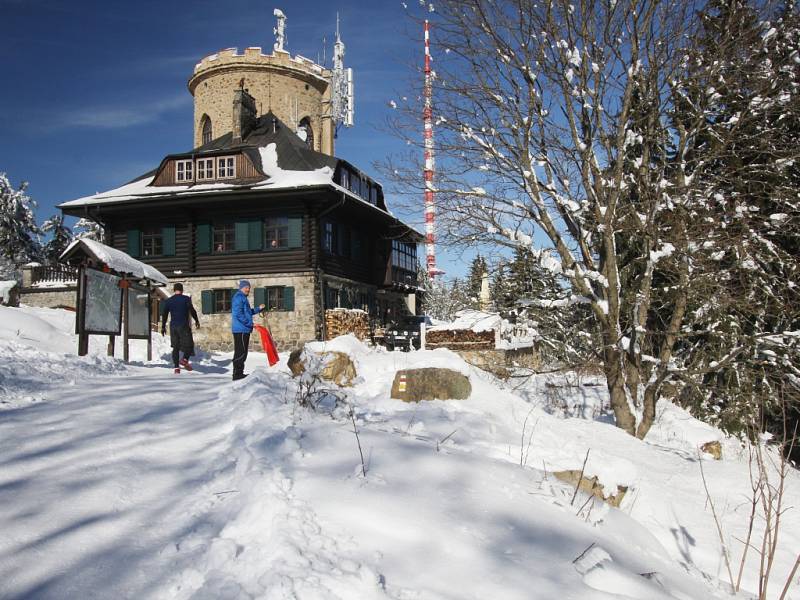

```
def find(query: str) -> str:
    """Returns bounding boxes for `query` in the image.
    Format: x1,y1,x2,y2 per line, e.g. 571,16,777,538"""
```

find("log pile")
325,308,370,341
426,328,495,350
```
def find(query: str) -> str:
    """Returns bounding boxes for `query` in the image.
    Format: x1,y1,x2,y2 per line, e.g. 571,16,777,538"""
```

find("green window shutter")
127,229,141,257
283,286,295,311
162,226,176,256
248,219,263,251
254,286,266,308
288,217,302,248
196,223,211,254
352,231,362,261
235,221,249,252
201,290,214,314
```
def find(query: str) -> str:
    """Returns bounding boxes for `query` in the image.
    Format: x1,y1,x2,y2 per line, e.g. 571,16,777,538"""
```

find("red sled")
253,324,280,366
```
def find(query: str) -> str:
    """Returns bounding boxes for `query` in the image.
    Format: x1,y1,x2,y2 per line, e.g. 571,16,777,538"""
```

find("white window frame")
217,156,236,179
196,158,215,181
175,159,194,183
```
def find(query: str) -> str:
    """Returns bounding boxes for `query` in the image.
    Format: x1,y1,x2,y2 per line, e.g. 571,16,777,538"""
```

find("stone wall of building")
19,287,77,310
178,271,317,352
189,48,334,154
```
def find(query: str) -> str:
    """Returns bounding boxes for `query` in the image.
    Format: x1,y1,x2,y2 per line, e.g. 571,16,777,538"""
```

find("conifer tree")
73,217,105,243
671,0,800,436
41,214,73,264
465,255,488,309
0,173,40,279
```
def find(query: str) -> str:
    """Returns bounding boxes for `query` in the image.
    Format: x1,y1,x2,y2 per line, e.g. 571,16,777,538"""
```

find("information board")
84,268,122,335
126,287,151,338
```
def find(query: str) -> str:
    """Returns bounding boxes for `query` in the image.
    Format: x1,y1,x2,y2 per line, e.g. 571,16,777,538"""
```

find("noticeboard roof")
60,238,168,285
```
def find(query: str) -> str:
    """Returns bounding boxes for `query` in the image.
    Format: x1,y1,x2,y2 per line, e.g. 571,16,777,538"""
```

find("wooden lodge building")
59,80,423,350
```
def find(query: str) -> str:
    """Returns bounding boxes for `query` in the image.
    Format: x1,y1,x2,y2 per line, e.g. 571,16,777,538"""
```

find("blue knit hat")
238,279,251,290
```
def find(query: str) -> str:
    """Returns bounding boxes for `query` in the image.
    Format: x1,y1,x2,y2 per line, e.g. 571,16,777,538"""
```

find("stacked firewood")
325,308,370,341
426,328,495,350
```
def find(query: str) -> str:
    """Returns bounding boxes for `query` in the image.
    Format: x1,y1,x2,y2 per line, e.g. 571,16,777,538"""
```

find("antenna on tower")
423,19,443,278
330,13,354,134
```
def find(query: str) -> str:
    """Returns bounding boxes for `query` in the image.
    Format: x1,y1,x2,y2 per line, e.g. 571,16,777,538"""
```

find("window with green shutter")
196,223,211,254
126,229,141,257
248,219,263,251
265,217,289,249
254,286,266,308
201,289,234,313
288,217,302,248
201,290,213,314
283,286,295,311
162,226,176,256
263,286,295,311
234,221,250,252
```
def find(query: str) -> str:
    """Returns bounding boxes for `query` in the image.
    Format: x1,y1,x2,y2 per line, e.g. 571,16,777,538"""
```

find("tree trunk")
604,345,636,436
636,384,659,439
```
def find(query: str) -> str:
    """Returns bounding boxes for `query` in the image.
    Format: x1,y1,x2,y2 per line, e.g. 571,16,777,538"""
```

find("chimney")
232,88,257,143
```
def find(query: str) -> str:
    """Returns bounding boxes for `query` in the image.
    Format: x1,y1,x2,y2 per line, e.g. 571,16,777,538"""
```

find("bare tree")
385,0,705,437
384,0,799,439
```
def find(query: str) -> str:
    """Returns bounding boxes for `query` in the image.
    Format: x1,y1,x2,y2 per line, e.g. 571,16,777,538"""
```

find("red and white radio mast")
423,19,444,278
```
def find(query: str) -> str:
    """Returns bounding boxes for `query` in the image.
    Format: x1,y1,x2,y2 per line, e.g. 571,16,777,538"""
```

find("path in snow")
0,365,236,598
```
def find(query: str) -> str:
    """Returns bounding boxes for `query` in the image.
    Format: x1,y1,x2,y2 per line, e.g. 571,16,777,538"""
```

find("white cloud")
52,94,190,130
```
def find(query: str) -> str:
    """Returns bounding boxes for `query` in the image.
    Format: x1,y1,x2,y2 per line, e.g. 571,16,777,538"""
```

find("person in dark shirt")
160,282,200,374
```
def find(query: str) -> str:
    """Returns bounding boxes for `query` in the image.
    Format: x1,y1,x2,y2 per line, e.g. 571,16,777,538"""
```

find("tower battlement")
188,46,334,153
187,10,352,155
191,47,330,82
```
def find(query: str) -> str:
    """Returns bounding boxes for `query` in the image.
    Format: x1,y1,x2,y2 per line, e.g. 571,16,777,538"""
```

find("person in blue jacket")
231,279,265,381
160,282,200,374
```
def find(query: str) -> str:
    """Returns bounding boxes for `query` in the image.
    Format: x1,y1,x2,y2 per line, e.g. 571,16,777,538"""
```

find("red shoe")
174,368,180,374
179,358,193,371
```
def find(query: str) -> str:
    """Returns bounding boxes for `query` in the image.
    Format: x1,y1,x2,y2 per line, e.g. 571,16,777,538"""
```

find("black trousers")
232,332,250,377
170,324,194,368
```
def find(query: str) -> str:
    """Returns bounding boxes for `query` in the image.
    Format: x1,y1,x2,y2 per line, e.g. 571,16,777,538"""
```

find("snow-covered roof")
60,238,168,285
58,147,336,208
428,310,503,333
58,111,339,209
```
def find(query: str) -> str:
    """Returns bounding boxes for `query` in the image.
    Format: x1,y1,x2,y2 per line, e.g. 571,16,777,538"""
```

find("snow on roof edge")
61,238,168,285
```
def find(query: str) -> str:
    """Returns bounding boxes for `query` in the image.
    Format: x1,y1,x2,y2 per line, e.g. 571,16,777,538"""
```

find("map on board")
84,268,122,334
127,288,150,338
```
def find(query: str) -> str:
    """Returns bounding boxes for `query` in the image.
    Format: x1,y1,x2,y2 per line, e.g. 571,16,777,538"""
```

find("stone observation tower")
188,9,353,155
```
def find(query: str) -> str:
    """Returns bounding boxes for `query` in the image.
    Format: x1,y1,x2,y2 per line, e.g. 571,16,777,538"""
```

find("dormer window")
176,160,193,183
196,158,215,181
217,156,236,179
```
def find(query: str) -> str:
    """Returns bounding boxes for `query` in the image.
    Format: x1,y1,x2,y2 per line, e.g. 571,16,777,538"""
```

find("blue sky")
0,0,476,277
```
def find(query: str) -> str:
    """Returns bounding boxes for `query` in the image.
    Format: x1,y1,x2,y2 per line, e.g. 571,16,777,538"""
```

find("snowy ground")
0,305,798,599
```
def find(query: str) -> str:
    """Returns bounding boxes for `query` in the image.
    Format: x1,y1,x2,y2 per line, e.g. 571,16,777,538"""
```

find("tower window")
298,116,314,150
201,115,213,145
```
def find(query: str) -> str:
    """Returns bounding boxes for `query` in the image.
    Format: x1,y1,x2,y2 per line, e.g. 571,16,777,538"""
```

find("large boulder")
553,470,628,507
390,368,472,402
288,349,357,387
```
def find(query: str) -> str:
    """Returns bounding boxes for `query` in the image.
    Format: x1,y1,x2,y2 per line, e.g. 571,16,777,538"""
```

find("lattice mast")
423,20,442,277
